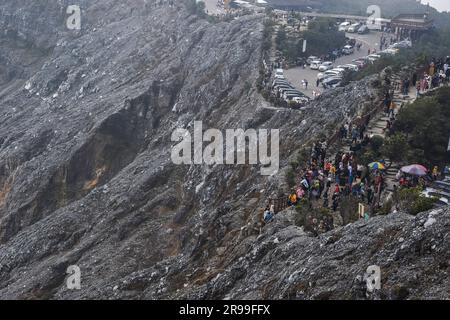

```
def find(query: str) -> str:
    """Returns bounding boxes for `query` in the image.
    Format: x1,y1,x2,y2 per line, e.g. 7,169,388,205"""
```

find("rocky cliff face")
189,206,450,300
0,0,448,300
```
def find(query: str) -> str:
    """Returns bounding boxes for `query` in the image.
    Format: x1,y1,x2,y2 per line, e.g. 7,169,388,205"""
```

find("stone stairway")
384,159,400,193
366,74,418,198
425,179,450,207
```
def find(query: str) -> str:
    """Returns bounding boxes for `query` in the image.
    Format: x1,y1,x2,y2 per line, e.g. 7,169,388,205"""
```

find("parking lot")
284,31,385,98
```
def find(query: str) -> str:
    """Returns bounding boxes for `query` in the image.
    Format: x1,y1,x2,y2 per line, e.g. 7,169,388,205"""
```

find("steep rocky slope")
185,206,449,300
0,0,448,299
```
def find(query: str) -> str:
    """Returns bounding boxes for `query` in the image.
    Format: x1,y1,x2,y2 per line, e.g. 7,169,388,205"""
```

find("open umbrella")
368,162,386,170
401,164,428,176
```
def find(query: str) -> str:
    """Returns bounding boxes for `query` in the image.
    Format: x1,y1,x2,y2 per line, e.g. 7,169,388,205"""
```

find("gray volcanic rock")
182,206,450,300
0,0,448,300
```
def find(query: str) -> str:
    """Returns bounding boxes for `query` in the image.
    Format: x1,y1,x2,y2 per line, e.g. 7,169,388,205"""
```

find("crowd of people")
263,52,450,230
262,80,398,226
279,132,385,228
398,56,450,97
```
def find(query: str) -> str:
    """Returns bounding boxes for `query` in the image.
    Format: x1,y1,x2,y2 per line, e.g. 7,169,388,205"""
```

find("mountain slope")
0,0,448,300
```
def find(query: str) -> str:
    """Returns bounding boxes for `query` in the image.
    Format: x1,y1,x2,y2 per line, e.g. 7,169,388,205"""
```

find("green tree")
381,133,409,163
275,26,287,51
396,187,437,215
395,88,450,167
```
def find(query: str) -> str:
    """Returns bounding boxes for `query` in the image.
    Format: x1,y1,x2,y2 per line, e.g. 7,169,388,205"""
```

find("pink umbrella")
401,164,428,176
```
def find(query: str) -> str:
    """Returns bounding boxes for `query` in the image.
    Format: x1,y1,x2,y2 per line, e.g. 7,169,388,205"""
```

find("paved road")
284,32,386,98
281,10,391,24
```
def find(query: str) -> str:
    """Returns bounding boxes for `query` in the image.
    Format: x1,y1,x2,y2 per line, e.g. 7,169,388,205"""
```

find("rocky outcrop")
178,206,450,300
0,0,447,300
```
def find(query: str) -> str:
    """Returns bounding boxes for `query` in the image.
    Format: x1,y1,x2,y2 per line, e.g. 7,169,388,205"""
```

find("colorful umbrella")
401,164,428,176
368,162,386,170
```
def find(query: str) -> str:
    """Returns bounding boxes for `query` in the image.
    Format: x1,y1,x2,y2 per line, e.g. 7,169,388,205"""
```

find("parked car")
274,68,284,79
272,83,290,90
317,69,342,81
358,25,369,34
318,61,334,72
282,89,305,97
310,60,322,70
380,48,399,56
291,96,310,104
338,21,351,32
352,58,368,68
273,84,293,93
306,56,320,65
391,40,412,49
279,86,298,94
331,67,346,73
347,23,361,33
322,76,342,88
288,96,310,109
287,92,309,100
338,64,359,72
272,79,291,87
284,93,309,102
284,93,300,100
273,81,292,88
367,54,381,63
276,85,294,94
342,45,354,55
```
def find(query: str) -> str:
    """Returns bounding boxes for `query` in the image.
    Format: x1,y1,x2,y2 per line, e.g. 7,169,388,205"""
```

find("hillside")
0,0,448,299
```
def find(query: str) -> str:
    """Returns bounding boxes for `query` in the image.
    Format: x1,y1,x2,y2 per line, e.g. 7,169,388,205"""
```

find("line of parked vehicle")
305,39,410,89
272,68,310,107
338,21,371,34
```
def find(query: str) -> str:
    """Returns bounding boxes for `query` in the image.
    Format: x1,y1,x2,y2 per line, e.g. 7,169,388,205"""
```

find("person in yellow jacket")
432,166,439,180
429,64,435,76
288,192,297,206
389,101,396,118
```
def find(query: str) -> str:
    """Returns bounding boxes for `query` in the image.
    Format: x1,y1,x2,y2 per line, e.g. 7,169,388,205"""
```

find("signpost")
358,203,365,219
